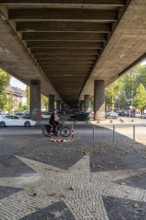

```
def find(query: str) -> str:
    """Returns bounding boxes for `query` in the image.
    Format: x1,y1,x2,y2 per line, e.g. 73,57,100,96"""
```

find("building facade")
5,85,26,112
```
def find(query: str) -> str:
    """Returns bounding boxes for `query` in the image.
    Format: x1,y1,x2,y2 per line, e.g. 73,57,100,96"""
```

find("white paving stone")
0,155,146,219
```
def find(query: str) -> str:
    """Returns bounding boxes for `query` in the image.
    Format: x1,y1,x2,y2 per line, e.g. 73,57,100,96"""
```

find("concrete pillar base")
94,80,105,121
84,95,90,113
49,95,54,112
56,100,61,111
30,80,41,121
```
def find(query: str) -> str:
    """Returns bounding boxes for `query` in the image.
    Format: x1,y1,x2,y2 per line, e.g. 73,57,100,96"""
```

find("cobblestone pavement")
1,125,146,220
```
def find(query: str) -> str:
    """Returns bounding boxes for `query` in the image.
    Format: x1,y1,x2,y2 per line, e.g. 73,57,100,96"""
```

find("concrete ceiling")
0,0,146,107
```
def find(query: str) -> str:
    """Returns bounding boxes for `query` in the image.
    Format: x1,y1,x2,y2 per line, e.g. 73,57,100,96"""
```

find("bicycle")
41,123,71,138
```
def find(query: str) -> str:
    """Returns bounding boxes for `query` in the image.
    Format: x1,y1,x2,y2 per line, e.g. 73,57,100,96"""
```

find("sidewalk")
0,126,146,219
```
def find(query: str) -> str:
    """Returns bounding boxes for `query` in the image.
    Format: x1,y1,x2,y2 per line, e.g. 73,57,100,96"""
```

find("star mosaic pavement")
0,155,146,220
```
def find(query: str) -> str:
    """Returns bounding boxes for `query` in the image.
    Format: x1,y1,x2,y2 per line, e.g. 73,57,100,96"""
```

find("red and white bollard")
71,125,74,142
50,125,74,143
50,139,64,142
50,125,53,138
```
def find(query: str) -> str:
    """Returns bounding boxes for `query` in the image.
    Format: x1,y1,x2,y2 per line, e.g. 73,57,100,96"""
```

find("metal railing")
91,124,144,142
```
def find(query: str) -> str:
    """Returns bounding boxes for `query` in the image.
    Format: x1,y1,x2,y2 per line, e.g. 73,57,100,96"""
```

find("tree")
137,65,146,89
0,91,7,111
105,78,123,110
41,94,48,111
121,67,140,101
134,83,146,113
18,101,23,112
0,69,10,112
0,69,10,92
118,93,127,109
26,86,30,109
5,96,13,114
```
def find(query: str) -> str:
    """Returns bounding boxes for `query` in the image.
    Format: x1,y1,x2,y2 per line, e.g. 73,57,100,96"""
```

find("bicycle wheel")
60,126,71,137
41,125,52,137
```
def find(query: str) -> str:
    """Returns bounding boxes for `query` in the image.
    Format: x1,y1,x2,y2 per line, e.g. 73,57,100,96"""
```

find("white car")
135,112,141,117
105,111,119,119
0,115,36,127
41,112,52,119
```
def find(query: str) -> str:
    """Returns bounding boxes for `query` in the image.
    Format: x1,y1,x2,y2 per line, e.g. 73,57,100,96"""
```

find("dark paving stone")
0,136,84,172
0,156,36,177
0,186,22,199
90,153,146,172
115,172,146,190
20,201,75,220
103,196,146,220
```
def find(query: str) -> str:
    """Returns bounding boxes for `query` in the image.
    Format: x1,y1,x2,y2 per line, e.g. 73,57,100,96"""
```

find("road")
1,121,146,219
0,122,146,143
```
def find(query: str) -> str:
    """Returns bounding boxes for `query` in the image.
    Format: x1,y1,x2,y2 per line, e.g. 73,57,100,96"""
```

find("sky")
10,77,26,90
141,60,146,66
10,60,146,90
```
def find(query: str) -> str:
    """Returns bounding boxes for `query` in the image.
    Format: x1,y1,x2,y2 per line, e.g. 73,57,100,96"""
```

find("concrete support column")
49,95,54,112
80,100,84,112
94,80,105,121
56,100,61,111
84,95,90,112
61,103,64,111
30,80,41,120
66,105,69,112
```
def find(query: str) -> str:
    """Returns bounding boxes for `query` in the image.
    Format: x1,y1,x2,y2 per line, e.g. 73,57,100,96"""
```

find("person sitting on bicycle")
49,109,60,135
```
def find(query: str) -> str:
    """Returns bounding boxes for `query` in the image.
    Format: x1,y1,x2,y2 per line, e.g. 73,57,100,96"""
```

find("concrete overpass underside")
0,0,146,108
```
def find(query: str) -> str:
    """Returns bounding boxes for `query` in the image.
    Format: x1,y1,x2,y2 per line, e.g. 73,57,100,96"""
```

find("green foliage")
18,101,23,112
22,105,27,111
134,83,146,112
137,65,146,89
41,94,48,111
5,96,13,114
0,91,7,111
118,94,127,109
121,66,140,100
0,69,10,93
105,78,123,110
105,65,146,110
26,86,30,109
0,69,10,111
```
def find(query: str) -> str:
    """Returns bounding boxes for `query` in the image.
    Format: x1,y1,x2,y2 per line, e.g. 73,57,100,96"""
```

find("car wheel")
0,121,6,127
24,121,31,127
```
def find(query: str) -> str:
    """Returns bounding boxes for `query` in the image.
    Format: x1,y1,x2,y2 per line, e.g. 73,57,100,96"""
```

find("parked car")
125,111,132,117
140,113,146,119
41,111,52,119
15,112,24,117
68,112,90,121
23,110,30,115
118,111,125,116
21,114,31,119
0,112,9,117
105,111,119,119
57,110,66,115
134,112,141,117
0,115,36,127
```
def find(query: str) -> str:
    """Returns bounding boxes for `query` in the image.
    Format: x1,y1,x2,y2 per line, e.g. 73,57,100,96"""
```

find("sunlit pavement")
1,124,146,219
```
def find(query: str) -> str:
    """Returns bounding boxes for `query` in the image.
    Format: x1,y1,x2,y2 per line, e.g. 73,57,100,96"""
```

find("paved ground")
1,123,146,220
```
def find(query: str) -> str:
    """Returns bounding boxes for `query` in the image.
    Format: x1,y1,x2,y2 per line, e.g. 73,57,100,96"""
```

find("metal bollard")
133,125,135,141
113,125,115,142
93,125,95,142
